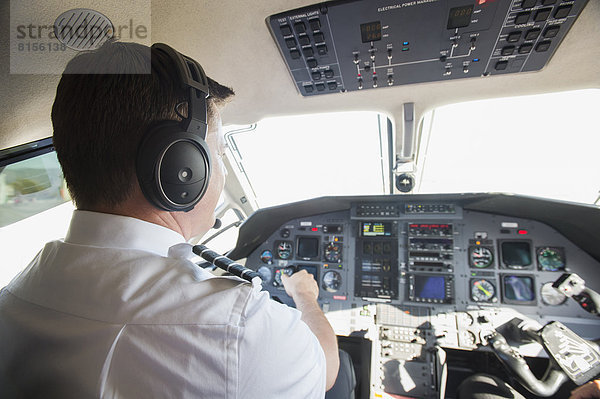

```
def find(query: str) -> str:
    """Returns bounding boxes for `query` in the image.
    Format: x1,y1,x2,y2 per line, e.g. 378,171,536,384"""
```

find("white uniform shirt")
0,211,325,398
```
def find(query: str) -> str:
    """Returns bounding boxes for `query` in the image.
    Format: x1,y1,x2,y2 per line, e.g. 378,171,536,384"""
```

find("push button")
316,82,325,91
304,84,314,93
507,31,522,43
495,60,508,70
290,50,301,59
543,25,560,38
524,29,541,41
307,58,318,68
298,35,310,46
294,22,306,34
309,19,321,31
303,47,314,57
515,12,530,25
317,44,328,55
313,32,325,43
535,41,551,52
534,8,552,22
521,0,537,8
312,71,322,80
324,69,334,78
518,43,533,54
285,38,296,49
501,46,515,56
327,81,338,90
280,24,292,36
554,5,571,19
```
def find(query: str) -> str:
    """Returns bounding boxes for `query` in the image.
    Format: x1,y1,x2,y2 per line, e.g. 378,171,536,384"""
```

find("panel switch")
554,5,572,19
544,25,560,38
524,29,541,41
495,60,508,70
507,31,522,43
280,24,292,36
521,0,537,8
294,22,306,33
309,18,321,31
534,8,552,22
285,38,296,49
515,12,530,25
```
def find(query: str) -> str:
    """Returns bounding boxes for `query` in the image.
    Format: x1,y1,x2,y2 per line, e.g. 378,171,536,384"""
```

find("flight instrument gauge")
273,267,294,287
471,279,497,302
537,247,565,272
324,242,342,263
469,247,494,268
257,266,272,283
260,250,274,264
276,241,293,259
541,282,567,306
322,270,342,293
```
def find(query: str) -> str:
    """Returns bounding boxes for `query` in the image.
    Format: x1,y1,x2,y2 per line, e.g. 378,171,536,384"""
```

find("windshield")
227,112,390,208
415,89,600,205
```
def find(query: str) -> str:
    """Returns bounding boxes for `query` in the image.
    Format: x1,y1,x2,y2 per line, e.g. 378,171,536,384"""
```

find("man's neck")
87,200,192,240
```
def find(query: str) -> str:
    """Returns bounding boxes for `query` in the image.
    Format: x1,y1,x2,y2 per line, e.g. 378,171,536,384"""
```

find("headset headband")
151,43,210,139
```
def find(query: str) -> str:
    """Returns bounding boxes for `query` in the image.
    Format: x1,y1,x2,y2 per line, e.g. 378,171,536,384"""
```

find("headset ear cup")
136,121,211,212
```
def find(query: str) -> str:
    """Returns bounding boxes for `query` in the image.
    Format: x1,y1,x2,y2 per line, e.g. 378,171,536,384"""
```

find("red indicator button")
518,229,528,235
311,227,318,232
333,295,347,301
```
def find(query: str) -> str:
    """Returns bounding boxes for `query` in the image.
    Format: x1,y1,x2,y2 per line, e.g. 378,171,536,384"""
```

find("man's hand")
570,380,600,399
281,269,318,303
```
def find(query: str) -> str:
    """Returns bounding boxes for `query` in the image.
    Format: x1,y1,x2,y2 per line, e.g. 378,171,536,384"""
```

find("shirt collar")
64,210,187,257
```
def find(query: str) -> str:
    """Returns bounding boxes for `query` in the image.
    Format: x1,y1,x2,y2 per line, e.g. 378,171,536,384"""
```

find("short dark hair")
51,41,234,209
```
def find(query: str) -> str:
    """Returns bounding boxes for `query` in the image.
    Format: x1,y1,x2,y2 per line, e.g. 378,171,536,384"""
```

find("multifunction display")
362,221,394,237
356,220,399,299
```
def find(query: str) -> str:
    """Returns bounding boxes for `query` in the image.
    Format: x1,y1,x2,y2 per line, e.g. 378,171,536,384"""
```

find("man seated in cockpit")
0,40,341,398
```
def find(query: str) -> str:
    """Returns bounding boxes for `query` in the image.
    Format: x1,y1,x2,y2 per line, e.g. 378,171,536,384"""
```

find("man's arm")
282,270,340,390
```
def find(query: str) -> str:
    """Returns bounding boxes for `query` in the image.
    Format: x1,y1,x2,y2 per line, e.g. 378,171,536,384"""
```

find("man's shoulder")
4,241,259,327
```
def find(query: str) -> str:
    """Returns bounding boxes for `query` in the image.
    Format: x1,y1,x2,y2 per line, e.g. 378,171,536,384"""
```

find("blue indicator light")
473,58,480,62
403,41,409,46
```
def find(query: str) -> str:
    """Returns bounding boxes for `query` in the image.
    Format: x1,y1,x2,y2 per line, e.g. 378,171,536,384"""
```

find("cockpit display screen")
414,275,446,300
501,241,532,269
360,21,382,43
447,5,474,29
503,275,535,303
297,237,319,258
362,222,392,237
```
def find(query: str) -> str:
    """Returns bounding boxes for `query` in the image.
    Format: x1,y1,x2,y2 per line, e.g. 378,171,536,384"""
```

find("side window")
0,142,74,287
1,151,70,227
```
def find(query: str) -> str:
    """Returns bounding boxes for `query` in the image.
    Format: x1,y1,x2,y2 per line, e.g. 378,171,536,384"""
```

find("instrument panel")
243,196,600,333
267,0,589,96
236,194,600,398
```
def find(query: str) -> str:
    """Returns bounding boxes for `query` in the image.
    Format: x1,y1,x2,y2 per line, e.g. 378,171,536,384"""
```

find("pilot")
0,40,342,398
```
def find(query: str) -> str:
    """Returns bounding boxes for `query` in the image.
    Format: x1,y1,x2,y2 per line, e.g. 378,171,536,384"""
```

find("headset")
136,43,211,212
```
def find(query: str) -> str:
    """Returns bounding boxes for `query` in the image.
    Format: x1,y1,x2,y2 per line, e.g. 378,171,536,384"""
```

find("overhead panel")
267,0,589,96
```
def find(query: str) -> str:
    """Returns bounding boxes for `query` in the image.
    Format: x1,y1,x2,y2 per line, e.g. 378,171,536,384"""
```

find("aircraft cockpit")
1,0,599,397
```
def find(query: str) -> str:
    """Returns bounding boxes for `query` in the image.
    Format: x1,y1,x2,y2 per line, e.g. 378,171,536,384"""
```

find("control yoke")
486,318,600,397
